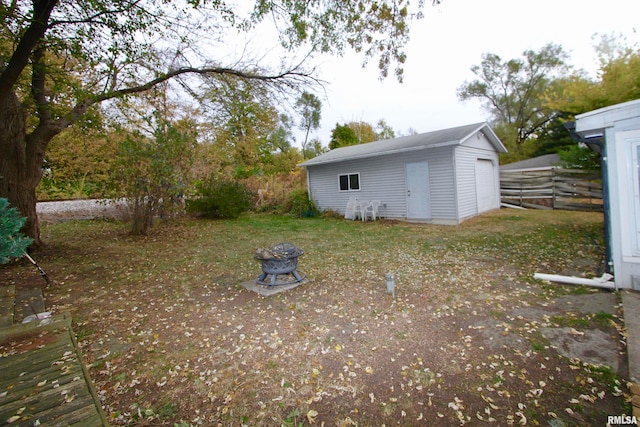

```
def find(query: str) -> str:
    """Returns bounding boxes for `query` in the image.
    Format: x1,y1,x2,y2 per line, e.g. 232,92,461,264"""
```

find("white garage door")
475,159,496,213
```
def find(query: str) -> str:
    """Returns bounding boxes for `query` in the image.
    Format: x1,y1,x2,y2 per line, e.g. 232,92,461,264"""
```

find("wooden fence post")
552,168,556,210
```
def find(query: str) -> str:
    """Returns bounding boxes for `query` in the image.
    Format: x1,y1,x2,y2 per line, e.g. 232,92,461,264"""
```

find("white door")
406,161,431,220
476,159,496,213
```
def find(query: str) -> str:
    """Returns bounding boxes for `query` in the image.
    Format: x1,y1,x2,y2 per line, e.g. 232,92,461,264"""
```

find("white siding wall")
455,133,501,220
576,100,640,289
306,146,457,220
604,115,640,289
423,147,456,221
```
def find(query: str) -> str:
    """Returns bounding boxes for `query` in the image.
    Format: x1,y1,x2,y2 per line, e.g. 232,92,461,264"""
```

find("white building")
575,99,640,289
299,122,507,224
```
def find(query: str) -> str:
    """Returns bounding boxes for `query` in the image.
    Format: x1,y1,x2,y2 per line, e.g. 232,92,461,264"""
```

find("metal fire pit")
254,243,305,286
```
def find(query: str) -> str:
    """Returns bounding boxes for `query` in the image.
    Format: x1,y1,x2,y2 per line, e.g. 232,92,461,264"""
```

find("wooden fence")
500,168,603,211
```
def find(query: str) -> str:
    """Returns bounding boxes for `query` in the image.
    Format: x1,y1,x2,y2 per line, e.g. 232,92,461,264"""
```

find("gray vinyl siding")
307,146,457,220
307,156,406,219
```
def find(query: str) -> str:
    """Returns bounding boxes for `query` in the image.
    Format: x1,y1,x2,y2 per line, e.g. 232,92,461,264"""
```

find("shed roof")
500,153,561,172
299,122,507,167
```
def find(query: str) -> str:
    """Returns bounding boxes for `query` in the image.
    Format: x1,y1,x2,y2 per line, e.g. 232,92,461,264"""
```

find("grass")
39,209,604,277
1,208,626,426
594,310,616,326
551,314,592,329
531,341,546,352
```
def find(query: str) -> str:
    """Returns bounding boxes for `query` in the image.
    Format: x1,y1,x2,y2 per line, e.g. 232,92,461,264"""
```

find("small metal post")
385,273,395,298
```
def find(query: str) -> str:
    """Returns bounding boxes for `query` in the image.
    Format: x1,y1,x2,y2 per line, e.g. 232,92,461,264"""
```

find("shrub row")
186,178,318,219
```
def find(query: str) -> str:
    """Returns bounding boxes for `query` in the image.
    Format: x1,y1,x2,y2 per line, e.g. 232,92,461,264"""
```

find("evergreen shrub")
0,198,33,264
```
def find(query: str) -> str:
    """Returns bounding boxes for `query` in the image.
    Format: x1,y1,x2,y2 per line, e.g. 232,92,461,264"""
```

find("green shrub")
0,198,33,264
37,175,98,200
558,145,601,171
285,189,319,218
186,178,254,219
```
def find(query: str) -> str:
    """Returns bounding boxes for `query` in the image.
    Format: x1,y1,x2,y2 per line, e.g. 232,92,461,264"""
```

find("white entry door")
406,161,431,220
475,159,496,213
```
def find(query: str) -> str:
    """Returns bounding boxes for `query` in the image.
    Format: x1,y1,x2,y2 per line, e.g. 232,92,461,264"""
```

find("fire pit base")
241,277,308,296
256,270,306,287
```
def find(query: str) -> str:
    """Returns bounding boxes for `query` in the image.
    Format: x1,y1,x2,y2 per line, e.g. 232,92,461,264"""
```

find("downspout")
565,122,613,275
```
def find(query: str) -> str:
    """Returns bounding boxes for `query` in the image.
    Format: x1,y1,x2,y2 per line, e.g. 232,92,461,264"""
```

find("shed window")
339,173,360,191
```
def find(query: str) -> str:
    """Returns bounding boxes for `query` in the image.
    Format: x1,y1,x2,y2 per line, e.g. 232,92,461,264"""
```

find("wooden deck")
0,287,109,426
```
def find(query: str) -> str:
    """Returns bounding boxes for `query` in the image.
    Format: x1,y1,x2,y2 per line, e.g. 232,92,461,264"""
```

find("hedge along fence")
500,168,603,211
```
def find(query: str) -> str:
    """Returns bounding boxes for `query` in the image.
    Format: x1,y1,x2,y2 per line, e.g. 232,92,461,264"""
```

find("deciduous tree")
208,80,280,177
457,43,570,161
545,34,640,115
0,0,435,246
329,123,360,149
538,35,640,170
39,108,117,200
295,91,322,158
375,119,396,140
270,114,296,154
110,87,197,234
303,138,326,159
348,121,377,144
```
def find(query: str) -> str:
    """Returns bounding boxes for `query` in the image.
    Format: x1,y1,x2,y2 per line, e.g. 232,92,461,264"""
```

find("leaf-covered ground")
0,210,630,426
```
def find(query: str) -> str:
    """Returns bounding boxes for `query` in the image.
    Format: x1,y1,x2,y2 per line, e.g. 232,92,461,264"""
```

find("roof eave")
297,140,459,167
462,123,508,153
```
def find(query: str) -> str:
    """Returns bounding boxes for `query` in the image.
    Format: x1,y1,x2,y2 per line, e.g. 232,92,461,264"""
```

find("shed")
298,122,507,224
574,99,640,289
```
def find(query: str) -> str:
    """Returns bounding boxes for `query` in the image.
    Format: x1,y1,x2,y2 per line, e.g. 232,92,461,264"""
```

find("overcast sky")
304,0,639,145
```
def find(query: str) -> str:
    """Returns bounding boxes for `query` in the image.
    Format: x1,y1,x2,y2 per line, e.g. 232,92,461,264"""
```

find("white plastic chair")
353,200,367,221
365,200,381,221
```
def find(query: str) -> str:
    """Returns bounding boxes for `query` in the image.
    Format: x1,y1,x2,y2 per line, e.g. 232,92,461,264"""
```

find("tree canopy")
545,34,640,115
327,119,399,150
329,123,360,149
457,36,640,166
0,0,435,245
375,119,396,140
348,121,377,144
457,43,570,162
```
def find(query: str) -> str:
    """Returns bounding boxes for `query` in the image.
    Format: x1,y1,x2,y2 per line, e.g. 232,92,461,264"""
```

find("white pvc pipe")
501,202,527,210
533,272,616,290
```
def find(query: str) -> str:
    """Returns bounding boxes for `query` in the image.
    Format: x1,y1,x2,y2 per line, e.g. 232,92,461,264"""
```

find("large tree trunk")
0,92,45,247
